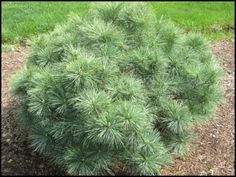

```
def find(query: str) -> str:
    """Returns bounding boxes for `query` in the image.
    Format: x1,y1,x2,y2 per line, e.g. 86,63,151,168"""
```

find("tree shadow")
1,98,132,176
1,98,66,176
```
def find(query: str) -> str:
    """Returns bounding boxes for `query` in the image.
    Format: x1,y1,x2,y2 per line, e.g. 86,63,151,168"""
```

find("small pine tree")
10,2,224,175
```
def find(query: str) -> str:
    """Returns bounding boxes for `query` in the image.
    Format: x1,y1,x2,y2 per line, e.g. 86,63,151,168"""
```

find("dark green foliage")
10,2,223,175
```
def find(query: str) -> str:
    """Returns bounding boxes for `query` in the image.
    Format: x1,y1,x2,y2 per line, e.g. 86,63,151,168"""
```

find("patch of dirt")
1,41,235,175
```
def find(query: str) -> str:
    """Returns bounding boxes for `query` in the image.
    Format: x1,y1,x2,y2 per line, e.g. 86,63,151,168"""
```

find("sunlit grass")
2,1,234,44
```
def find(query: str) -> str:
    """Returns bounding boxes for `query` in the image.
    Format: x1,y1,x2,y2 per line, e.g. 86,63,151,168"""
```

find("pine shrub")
10,2,224,175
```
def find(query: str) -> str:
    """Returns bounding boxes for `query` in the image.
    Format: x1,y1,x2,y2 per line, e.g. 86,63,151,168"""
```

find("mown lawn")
2,1,234,45
150,2,234,41
2,2,90,44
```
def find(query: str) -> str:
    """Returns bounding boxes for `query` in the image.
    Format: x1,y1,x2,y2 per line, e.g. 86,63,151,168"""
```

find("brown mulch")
1,41,235,175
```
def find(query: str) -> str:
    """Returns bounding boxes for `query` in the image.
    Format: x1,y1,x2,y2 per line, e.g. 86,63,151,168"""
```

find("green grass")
2,2,90,44
150,2,234,41
2,2,235,45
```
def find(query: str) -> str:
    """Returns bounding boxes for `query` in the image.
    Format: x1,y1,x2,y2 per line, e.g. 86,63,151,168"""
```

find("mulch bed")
1,41,235,175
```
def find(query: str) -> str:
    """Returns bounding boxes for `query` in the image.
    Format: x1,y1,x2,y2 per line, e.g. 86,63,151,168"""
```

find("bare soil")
1,41,235,175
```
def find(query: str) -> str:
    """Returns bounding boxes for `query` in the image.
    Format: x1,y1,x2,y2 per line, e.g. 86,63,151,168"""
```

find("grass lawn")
2,1,234,45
